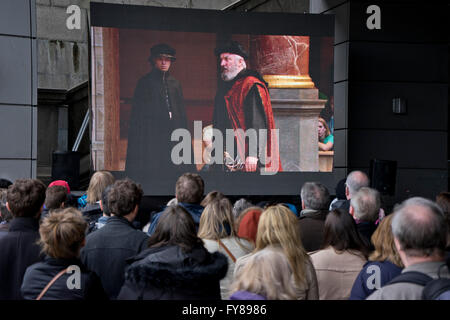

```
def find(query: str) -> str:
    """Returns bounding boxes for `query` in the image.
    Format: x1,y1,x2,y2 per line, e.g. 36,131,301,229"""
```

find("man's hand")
245,156,258,172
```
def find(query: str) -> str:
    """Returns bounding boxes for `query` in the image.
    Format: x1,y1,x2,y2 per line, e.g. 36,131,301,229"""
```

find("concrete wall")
0,0,37,181
35,0,238,185
37,0,238,90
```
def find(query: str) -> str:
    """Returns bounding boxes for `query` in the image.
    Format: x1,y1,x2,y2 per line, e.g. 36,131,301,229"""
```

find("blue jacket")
349,260,402,300
147,203,204,236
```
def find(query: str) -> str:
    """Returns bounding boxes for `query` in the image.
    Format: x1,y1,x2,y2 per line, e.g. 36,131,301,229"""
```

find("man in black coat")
0,179,46,299
349,187,380,249
81,179,149,299
126,43,188,177
331,170,370,212
298,182,330,252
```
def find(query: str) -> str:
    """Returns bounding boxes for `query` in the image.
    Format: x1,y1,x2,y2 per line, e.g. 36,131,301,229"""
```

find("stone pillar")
249,35,326,171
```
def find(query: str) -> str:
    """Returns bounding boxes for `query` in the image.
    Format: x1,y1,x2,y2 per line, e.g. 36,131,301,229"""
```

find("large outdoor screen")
90,3,336,195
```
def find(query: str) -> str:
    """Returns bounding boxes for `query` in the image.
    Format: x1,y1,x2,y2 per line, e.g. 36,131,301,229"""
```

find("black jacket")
0,217,44,300
298,209,329,252
21,256,108,300
356,221,377,250
80,216,149,299
126,68,188,176
81,202,103,234
117,244,228,300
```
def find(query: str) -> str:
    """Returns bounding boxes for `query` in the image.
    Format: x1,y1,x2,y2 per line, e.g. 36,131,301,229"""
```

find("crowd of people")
0,170,449,300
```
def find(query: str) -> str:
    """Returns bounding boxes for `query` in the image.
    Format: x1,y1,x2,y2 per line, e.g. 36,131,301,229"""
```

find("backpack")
387,263,450,300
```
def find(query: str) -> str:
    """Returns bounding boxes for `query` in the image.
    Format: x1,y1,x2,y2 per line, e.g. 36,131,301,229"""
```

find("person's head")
436,192,450,246
175,173,204,204
369,214,403,267
39,208,87,259
318,117,330,141
233,198,253,220
0,189,12,223
345,170,370,200
236,207,263,244
335,178,347,200
215,41,248,82
436,192,450,215
48,180,70,194
349,187,381,223
6,179,46,218
322,208,370,258
86,171,115,204
99,185,113,216
148,205,203,251
200,190,225,208
198,197,236,240
107,179,143,219
0,178,13,189
230,247,297,300
392,197,447,264
149,43,176,72
300,182,330,211
256,204,309,287
44,185,68,210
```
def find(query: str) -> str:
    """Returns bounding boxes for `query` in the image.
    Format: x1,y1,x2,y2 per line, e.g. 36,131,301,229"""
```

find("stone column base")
271,88,326,171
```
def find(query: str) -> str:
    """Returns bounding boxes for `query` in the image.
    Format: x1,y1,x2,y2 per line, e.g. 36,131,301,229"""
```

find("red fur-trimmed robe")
222,75,282,172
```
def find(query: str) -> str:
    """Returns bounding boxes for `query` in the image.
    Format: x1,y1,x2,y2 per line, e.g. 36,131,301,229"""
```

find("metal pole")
72,110,89,152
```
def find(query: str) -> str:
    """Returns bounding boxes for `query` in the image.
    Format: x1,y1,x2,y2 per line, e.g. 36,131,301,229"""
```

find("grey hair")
392,197,447,257
300,182,330,210
233,198,253,219
350,187,380,222
346,171,370,197
241,59,247,69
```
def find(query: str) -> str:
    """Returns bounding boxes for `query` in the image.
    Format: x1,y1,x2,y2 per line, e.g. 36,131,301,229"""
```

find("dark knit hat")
214,40,248,60
149,43,176,62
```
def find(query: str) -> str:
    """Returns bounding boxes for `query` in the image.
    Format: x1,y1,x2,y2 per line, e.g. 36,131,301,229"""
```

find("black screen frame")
90,2,341,196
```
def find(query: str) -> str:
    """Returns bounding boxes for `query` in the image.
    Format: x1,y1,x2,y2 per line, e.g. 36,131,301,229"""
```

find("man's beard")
221,65,242,81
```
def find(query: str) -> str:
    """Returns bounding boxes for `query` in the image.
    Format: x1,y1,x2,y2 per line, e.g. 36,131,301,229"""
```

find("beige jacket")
310,247,367,300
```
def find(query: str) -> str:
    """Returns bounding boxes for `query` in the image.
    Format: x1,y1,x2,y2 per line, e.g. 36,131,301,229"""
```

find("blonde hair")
369,214,404,267
39,208,87,259
198,197,237,239
318,117,331,141
230,246,297,300
86,171,115,204
200,190,225,208
256,205,310,287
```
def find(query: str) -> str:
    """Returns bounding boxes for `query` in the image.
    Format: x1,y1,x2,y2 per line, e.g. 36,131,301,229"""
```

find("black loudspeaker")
51,151,80,190
369,159,397,196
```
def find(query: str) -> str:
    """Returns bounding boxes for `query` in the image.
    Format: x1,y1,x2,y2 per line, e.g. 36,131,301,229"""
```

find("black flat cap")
214,40,248,60
149,43,176,61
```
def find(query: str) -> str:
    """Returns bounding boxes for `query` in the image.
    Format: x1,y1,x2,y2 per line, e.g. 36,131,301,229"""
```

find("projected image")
92,28,333,173
90,4,334,196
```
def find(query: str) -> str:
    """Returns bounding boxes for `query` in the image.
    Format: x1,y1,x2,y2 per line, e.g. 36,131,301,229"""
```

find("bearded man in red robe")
212,41,281,173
